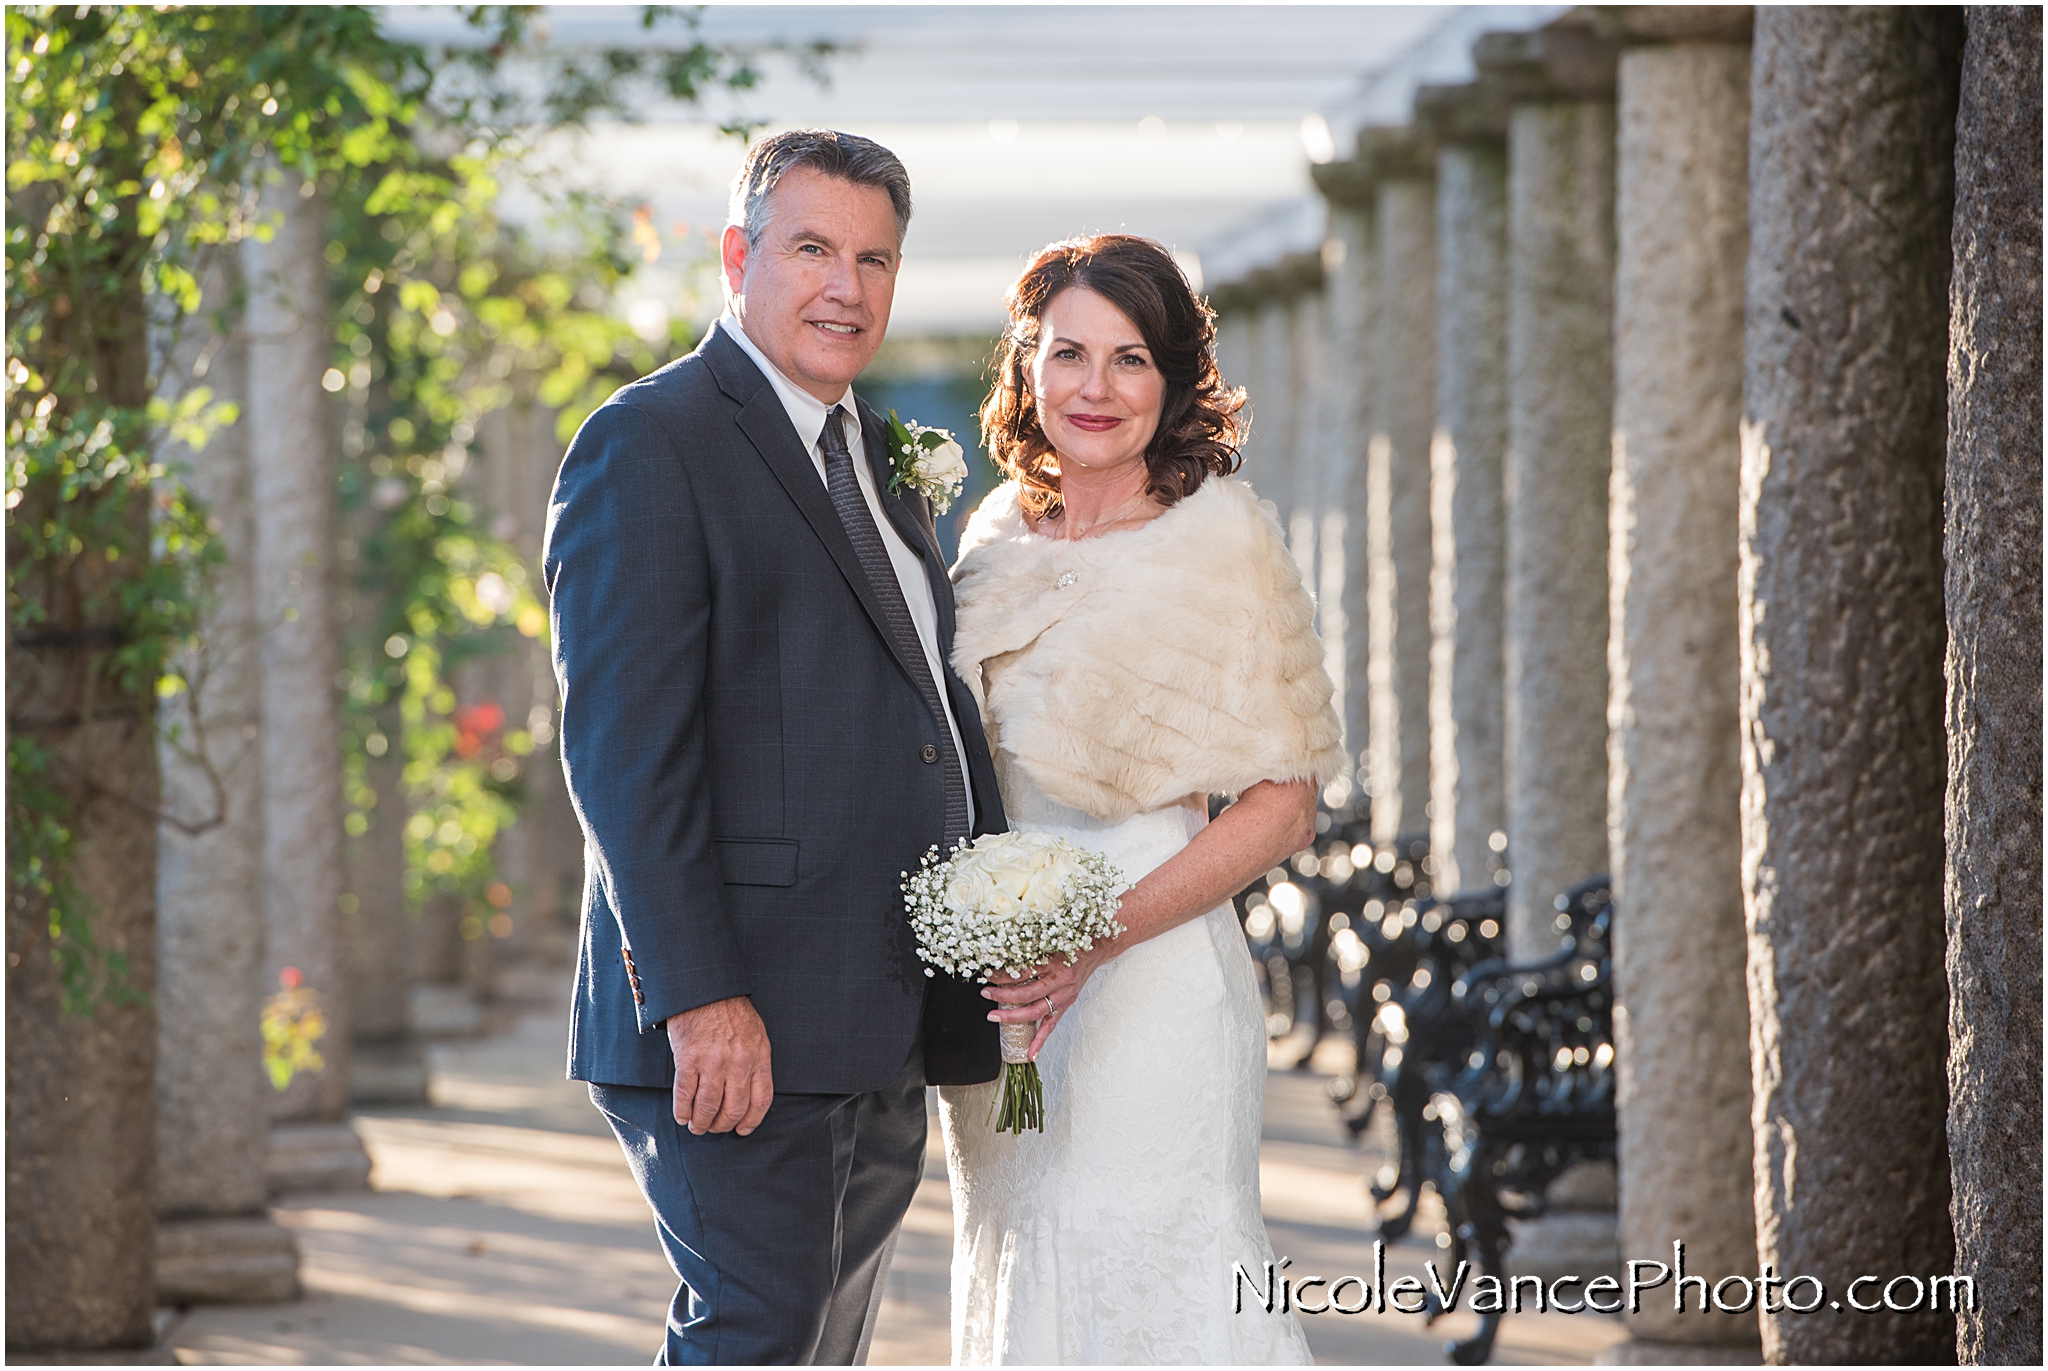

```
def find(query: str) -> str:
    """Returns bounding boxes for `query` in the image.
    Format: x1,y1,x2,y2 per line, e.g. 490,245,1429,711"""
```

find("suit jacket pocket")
713,837,799,887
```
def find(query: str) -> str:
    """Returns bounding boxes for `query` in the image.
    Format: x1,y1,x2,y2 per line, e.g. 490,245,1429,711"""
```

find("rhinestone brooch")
1056,571,1077,589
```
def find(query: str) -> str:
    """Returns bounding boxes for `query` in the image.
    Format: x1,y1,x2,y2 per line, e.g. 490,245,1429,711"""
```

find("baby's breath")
900,834,1127,982
901,832,1127,1137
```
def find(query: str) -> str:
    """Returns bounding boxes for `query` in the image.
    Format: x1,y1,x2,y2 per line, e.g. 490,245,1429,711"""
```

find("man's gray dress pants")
590,1038,928,1365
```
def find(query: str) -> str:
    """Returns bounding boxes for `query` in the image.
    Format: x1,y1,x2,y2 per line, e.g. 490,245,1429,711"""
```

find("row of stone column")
1217,5,2037,1363
1738,8,2040,1365
150,173,357,1308
157,168,585,1180
9,172,388,1354
1214,252,1360,806
134,174,584,1327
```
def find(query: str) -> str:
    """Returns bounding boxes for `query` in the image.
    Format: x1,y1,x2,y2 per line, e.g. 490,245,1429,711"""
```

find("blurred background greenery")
9,3,1424,987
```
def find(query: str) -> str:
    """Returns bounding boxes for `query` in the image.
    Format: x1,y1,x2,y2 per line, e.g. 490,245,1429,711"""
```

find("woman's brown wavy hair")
979,234,1246,518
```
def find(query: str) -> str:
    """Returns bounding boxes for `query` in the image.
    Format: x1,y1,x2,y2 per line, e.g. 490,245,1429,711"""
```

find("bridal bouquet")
902,832,1126,1133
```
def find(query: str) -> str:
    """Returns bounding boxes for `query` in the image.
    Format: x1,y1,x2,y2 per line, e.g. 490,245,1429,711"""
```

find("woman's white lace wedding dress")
938,477,1338,1366
937,763,1313,1365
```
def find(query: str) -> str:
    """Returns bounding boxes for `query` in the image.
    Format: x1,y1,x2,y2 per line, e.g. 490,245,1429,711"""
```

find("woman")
939,234,1345,1364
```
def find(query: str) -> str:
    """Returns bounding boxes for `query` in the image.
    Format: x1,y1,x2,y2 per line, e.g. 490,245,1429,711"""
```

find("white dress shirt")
718,313,975,827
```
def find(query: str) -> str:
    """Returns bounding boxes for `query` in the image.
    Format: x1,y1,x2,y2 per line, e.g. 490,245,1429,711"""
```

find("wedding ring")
1044,994,1056,1013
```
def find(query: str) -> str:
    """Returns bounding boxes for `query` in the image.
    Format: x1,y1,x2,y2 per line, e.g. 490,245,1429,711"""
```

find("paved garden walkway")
165,992,1626,1366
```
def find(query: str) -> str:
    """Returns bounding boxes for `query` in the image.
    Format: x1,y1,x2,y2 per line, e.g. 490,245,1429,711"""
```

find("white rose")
986,855,1034,913
964,840,1043,920
921,437,968,486
945,863,998,915
981,883,1024,921
1020,852,1069,914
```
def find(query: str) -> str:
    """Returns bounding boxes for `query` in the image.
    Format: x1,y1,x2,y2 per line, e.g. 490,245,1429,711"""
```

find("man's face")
722,166,901,403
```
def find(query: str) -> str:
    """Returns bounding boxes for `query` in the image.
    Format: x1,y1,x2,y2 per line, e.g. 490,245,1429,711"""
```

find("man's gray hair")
728,128,913,249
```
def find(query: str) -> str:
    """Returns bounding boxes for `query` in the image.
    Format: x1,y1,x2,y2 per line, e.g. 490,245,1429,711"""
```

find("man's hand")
665,996,774,1136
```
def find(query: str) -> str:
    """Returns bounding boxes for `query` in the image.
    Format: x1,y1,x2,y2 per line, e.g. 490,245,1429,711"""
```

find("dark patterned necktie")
819,407,971,846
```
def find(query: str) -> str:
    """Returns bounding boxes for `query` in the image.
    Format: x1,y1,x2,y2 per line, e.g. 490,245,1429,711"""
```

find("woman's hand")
974,779,1313,1062
981,940,1116,1059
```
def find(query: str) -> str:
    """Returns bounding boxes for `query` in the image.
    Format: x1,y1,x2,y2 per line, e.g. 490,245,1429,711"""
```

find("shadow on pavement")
164,997,1625,1365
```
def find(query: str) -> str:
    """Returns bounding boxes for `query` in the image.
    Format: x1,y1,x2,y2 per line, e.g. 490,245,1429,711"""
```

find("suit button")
920,744,938,764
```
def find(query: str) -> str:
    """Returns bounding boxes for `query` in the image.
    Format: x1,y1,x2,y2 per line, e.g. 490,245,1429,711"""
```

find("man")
543,129,1004,1364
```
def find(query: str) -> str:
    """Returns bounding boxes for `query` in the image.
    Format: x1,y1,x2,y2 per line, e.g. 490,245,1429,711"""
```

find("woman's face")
1029,286,1166,477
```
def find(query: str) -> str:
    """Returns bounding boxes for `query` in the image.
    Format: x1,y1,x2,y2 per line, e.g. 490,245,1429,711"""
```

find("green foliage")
4,732,131,1012
318,25,708,933
7,4,800,1003
431,4,835,143
4,4,310,1007
261,968,329,1090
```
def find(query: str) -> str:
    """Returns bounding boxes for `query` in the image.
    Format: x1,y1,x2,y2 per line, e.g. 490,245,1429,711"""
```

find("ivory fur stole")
950,476,1347,824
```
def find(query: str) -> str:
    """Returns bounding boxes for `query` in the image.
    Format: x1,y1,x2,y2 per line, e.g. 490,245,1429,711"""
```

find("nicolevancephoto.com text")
1237,1243,1979,1320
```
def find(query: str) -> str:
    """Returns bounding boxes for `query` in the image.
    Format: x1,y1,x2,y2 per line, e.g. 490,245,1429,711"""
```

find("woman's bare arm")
984,778,1317,1057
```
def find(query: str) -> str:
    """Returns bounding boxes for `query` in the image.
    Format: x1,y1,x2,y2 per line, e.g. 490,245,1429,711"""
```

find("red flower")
455,700,506,735
454,700,505,759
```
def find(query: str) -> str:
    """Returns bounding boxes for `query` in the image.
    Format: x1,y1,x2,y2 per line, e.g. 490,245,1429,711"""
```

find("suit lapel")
709,331,928,692
847,397,1000,826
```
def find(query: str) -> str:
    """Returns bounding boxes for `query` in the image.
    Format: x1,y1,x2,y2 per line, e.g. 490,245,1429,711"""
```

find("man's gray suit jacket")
543,325,1006,1094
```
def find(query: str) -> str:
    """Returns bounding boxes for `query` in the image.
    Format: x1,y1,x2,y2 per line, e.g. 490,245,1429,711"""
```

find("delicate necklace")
1052,488,1152,541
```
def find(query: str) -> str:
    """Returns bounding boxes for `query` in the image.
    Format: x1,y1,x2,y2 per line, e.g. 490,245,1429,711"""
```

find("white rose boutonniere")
883,409,968,514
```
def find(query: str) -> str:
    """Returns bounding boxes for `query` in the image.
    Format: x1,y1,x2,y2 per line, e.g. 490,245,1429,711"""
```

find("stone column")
473,398,580,992
1214,310,1254,498
1600,9,1758,1361
6,185,163,1360
1945,8,2042,1366
1477,18,1623,1287
1294,286,1329,586
1284,287,1319,601
244,173,369,1188
344,740,424,1100
521,399,582,964
1362,132,1437,852
1256,292,1301,554
1481,25,1618,959
1740,10,1962,1364
341,512,426,1102
1415,83,1509,897
1295,285,1352,798
336,274,424,1104
1214,309,1254,430
1231,293,1272,506
1302,262,1351,803
153,257,301,1302
332,325,422,1094
1312,160,1381,803
1330,211,1373,790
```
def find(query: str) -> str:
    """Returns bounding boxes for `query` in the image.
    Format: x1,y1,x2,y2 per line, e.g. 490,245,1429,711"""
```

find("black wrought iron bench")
1332,884,1508,1240
1417,874,1617,1365
1237,805,1396,1062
